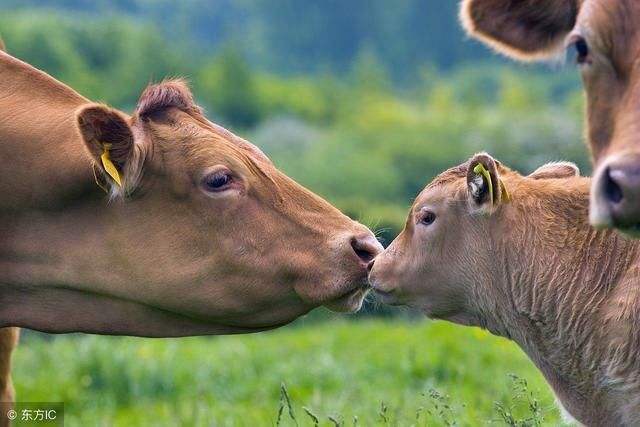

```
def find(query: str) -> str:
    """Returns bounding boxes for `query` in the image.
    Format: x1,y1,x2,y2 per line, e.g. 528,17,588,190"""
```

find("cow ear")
467,152,509,212
76,104,138,195
528,161,579,180
460,0,579,61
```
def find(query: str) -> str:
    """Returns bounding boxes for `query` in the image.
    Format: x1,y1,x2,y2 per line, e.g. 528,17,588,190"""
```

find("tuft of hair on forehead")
135,78,203,119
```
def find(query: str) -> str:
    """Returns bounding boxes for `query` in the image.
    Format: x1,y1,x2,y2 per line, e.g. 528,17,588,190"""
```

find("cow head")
460,0,640,236
73,79,381,335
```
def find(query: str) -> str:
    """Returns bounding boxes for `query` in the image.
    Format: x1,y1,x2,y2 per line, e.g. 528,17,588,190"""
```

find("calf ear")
460,0,579,61
467,152,509,211
528,161,579,180
76,104,137,194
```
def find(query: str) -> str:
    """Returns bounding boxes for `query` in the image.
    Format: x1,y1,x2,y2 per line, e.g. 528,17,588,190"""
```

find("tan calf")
370,153,640,425
460,0,640,236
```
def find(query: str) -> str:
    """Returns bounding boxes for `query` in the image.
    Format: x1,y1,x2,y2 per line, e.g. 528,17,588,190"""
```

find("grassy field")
12,317,567,426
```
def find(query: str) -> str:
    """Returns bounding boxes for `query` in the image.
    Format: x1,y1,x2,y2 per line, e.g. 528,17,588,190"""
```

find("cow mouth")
324,281,370,313
371,288,404,306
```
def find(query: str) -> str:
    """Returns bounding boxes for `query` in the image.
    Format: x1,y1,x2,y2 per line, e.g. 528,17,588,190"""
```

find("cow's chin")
324,287,369,313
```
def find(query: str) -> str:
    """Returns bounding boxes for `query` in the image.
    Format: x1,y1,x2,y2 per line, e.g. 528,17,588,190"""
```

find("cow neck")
0,51,102,211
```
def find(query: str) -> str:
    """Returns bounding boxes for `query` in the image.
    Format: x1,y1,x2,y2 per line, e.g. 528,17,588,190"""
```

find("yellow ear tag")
100,144,122,187
500,179,511,203
473,163,494,204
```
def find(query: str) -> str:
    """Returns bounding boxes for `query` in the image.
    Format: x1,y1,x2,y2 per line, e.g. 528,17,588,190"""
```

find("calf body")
370,154,640,425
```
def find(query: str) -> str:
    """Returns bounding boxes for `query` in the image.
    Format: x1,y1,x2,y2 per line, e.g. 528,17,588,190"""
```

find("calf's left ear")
467,152,509,211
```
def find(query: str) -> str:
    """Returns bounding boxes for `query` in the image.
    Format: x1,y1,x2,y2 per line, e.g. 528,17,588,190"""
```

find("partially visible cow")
459,0,640,236
0,41,18,423
370,153,640,425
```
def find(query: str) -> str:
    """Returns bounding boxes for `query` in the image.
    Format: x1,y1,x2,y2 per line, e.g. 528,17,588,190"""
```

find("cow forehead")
413,177,466,210
413,164,522,209
150,110,271,167
577,0,640,69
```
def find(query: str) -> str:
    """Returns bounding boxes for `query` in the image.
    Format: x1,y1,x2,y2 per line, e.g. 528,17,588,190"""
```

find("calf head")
369,152,581,321
75,79,381,332
460,0,640,235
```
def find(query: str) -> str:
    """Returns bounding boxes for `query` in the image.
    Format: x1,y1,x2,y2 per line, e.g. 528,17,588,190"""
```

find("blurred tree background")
0,0,588,244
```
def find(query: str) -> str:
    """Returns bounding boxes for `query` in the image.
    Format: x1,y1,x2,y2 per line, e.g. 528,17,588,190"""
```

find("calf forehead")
579,0,640,69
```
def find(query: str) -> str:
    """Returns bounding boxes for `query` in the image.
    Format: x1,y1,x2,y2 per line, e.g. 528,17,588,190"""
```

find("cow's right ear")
460,0,579,61
76,104,138,195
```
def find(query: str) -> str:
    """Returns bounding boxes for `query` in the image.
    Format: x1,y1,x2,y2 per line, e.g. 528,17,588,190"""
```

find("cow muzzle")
591,153,640,236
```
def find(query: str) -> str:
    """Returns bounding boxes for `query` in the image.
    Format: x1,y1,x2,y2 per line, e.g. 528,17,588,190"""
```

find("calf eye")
419,210,436,226
572,37,590,65
202,171,232,192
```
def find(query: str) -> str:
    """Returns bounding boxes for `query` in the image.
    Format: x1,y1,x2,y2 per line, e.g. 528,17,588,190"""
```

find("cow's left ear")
528,161,580,180
467,152,509,212
76,104,142,195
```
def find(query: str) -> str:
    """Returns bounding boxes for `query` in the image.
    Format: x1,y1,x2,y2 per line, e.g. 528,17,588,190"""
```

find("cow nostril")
604,167,624,204
350,236,379,264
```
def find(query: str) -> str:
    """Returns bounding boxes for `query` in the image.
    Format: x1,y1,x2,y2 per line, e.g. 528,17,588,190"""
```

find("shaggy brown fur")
371,153,640,426
135,78,202,119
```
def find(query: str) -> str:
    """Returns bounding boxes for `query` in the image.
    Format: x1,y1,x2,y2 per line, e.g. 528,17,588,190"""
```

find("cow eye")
202,171,232,192
572,37,590,65
419,210,436,226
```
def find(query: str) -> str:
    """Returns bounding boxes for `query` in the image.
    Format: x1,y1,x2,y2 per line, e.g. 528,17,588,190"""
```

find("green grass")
12,318,566,426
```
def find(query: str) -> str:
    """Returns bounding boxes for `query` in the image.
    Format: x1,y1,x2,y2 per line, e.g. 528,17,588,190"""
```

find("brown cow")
0,51,381,408
370,153,640,425
459,0,640,237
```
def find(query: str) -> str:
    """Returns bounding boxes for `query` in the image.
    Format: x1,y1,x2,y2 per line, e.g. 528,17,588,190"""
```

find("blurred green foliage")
0,0,486,79
0,7,588,242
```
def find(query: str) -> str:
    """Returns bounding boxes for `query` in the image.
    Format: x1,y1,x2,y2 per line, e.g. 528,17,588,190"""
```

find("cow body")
370,154,640,425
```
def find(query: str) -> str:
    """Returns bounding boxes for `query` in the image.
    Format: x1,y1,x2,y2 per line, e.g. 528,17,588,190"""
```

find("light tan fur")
371,154,640,426
460,0,640,234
